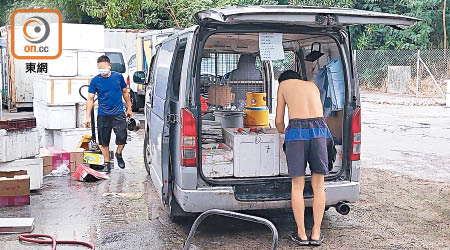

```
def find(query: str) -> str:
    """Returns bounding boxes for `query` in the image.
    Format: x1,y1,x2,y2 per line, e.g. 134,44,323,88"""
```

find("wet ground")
1,92,449,249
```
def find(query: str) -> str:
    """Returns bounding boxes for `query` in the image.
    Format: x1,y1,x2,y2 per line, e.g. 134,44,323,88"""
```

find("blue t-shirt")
88,71,127,116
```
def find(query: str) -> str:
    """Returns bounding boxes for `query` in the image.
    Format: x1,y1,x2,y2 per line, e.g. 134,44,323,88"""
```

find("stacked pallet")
0,118,43,190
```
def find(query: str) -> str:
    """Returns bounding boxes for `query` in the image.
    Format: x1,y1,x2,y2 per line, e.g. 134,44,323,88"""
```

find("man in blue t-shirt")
85,55,132,172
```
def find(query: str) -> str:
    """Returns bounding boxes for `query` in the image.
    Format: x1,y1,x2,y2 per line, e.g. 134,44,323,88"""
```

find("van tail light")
181,108,198,167
351,107,361,161
126,76,130,85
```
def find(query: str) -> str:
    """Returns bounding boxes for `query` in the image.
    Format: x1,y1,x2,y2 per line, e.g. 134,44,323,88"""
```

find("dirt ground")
1,91,449,249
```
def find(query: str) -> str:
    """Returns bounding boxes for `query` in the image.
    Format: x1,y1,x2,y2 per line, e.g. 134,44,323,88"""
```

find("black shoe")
291,232,309,246
98,162,111,173
115,153,125,169
309,234,324,246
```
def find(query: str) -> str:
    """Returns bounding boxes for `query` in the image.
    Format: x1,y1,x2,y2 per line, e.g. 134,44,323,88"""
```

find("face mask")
99,68,110,75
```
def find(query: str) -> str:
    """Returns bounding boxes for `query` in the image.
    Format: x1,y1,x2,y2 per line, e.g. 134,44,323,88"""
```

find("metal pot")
127,117,141,131
213,111,245,128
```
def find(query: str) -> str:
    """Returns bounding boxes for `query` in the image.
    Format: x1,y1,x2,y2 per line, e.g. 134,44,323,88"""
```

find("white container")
202,146,234,178
76,103,98,128
203,162,234,178
37,129,54,148
62,23,104,50
34,101,76,129
78,51,104,76
0,157,43,190
33,76,91,104
223,128,280,177
47,50,78,77
53,128,91,150
0,129,39,163
329,145,343,173
46,103,76,129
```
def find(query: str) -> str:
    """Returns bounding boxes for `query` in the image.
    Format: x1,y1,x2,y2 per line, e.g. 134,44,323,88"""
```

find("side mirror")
133,71,146,84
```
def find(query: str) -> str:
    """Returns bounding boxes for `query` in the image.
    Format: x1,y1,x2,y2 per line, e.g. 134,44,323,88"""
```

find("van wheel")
143,130,152,175
130,91,139,112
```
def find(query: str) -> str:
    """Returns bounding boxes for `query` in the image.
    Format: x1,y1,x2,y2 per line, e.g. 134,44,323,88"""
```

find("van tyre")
130,91,139,112
143,130,152,175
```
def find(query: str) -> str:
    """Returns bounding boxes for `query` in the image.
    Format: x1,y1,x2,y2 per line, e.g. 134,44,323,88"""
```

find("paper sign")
259,33,285,61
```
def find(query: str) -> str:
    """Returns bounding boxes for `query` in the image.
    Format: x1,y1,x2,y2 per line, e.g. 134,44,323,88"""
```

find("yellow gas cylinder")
245,92,267,107
244,92,269,127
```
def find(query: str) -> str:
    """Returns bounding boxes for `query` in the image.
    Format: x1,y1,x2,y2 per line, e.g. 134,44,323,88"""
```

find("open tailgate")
194,6,420,28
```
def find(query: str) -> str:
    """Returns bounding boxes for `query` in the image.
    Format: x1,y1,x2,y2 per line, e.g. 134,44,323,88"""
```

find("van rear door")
194,6,419,28
148,37,178,205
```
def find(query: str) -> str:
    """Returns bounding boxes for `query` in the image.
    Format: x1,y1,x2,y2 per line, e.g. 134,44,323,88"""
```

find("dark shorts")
284,117,331,178
97,113,127,146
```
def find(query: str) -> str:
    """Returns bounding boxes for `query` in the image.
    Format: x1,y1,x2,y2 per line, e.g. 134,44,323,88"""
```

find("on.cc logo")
23,16,50,44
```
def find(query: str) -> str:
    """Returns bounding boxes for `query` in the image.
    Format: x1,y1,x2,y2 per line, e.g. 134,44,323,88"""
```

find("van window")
272,51,297,80
105,52,126,73
128,54,136,68
148,53,158,88
171,43,186,100
154,39,177,99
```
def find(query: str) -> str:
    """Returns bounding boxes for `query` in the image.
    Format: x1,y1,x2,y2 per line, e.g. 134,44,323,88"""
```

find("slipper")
309,234,324,246
291,232,309,246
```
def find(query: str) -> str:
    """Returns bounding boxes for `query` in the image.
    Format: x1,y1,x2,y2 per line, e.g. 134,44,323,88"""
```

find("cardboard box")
69,148,85,173
73,164,109,182
0,158,43,190
208,85,235,106
40,147,70,174
40,147,85,175
83,151,105,165
42,155,53,176
0,170,30,208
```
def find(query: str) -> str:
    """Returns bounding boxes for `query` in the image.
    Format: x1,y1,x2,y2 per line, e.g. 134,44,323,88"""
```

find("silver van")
133,6,418,221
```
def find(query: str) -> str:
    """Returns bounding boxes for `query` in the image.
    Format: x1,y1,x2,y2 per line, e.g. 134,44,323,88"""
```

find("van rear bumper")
174,181,360,213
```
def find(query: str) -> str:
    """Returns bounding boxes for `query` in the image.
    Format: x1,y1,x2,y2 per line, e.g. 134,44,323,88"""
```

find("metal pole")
416,50,420,97
418,57,446,97
183,209,279,250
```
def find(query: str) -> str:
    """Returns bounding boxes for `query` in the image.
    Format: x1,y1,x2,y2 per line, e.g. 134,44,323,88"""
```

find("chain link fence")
355,49,450,97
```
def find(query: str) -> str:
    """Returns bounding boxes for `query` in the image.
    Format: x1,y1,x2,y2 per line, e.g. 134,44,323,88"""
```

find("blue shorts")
284,117,331,178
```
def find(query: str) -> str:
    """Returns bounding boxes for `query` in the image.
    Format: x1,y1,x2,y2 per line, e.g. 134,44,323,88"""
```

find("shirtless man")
275,70,331,246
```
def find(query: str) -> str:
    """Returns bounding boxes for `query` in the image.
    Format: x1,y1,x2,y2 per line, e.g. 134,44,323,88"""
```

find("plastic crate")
0,120,19,131
0,118,37,131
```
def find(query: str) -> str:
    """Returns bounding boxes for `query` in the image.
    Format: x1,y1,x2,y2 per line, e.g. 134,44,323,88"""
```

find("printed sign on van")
259,33,285,61
10,9,62,59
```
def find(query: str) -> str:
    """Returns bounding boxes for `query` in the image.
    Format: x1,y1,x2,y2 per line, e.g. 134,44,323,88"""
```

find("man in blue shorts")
85,55,132,173
275,70,331,246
